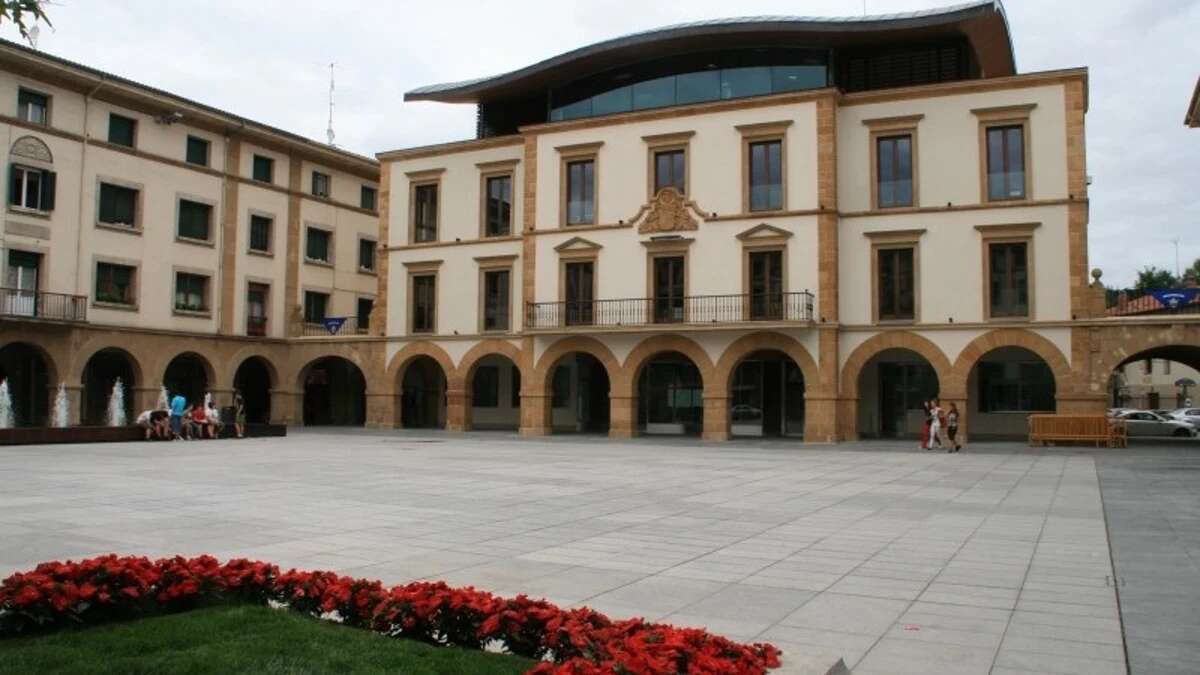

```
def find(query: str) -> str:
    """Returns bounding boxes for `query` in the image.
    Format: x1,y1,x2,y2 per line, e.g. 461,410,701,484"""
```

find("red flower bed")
0,555,781,674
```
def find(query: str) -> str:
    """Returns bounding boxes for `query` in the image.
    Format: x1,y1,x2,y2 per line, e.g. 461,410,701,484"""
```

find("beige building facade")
6,1,1199,442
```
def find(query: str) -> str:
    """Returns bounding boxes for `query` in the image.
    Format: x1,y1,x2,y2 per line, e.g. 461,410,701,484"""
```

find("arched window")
8,136,56,212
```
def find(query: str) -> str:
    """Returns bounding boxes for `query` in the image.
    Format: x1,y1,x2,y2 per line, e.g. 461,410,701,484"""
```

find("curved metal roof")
406,1,1014,103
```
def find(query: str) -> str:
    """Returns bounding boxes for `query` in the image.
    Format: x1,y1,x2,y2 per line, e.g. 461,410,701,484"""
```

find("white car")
1168,408,1200,427
1115,411,1198,438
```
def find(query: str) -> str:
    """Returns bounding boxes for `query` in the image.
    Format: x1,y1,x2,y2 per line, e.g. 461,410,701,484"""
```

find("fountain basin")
0,423,287,445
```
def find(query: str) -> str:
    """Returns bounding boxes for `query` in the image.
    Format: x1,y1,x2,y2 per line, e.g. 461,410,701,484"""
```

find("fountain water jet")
156,386,169,411
107,378,126,427
0,379,13,429
52,383,69,428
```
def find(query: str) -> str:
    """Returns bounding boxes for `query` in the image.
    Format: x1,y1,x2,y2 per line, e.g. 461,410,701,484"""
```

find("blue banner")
1150,289,1200,309
323,317,347,335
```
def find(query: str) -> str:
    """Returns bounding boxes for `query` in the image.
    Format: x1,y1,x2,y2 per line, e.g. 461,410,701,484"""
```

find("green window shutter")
40,170,56,211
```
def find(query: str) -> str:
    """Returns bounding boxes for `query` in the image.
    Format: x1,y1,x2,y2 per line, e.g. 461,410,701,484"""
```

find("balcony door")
652,256,685,323
5,250,40,316
564,261,594,326
748,250,783,320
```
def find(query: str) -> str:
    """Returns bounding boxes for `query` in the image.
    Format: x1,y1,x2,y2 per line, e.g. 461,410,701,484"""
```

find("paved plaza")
3,431,1188,674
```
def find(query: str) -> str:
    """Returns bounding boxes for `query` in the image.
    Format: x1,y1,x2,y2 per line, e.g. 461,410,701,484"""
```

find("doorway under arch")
233,357,275,424
636,351,703,436
0,342,52,427
82,348,137,425
965,346,1056,438
546,352,610,434
400,356,447,429
302,357,366,426
856,347,940,439
729,349,806,438
467,354,520,431
163,352,212,408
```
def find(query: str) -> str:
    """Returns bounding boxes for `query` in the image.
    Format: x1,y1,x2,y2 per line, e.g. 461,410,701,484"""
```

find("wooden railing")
1028,414,1126,448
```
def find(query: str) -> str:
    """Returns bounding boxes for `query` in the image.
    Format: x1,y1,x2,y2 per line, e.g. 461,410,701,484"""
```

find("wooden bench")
1028,415,1126,448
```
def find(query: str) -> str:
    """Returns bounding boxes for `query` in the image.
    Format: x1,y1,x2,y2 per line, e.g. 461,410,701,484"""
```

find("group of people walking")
920,398,962,452
135,390,246,441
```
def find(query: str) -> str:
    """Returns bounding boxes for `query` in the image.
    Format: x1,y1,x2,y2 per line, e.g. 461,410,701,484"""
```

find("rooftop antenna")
1173,237,1181,280
326,62,336,147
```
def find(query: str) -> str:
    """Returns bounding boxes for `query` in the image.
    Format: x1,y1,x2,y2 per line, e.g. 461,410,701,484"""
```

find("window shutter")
40,170,56,211
6,165,16,206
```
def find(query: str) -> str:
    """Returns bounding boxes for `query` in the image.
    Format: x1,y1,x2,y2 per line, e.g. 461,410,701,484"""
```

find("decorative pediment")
735,223,794,241
634,188,707,235
553,236,603,253
11,135,52,164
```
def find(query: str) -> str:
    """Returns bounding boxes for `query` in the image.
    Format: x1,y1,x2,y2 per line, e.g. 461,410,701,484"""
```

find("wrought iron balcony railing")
525,291,814,330
0,288,87,322
300,316,370,336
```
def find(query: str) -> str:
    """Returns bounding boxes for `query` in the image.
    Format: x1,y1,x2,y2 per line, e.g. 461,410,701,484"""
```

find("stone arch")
840,331,953,400
76,345,144,388
0,340,58,426
11,135,53,164
1092,324,1200,384
617,334,714,395
457,339,526,385
226,348,280,390
161,351,218,406
457,339,526,432
387,341,455,429
295,355,367,426
532,336,621,390
713,332,819,394
79,346,143,425
947,329,1072,397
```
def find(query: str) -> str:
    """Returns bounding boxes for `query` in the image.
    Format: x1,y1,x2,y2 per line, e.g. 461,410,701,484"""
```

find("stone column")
702,395,730,441
608,394,636,439
812,326,842,442
365,392,396,429
133,386,161,413
519,393,551,436
804,394,840,443
272,389,300,426
445,388,468,432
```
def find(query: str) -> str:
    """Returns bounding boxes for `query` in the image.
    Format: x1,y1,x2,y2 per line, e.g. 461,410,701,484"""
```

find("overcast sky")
5,0,1197,287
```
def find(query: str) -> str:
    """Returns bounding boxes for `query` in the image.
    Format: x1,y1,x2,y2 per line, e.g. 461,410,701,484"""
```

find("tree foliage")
1134,266,1180,291
1,0,50,41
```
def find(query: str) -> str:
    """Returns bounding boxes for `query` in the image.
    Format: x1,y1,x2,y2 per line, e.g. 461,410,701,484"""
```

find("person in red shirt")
191,403,212,439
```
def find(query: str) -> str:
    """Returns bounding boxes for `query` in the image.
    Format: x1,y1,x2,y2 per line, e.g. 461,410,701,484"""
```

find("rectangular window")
186,136,210,166
412,183,438,242
748,250,783,320
177,199,212,241
246,283,268,336
564,261,594,325
303,291,329,323
305,227,331,263
473,366,500,407
978,360,1055,412
876,135,913,208
252,155,274,183
249,214,272,253
988,242,1029,318
356,297,373,333
878,247,915,321
9,165,56,211
653,149,685,194
358,238,376,272
312,171,330,198
986,125,1026,201
174,272,208,312
108,113,136,147
360,185,377,210
95,262,135,306
652,256,685,323
411,274,436,333
748,140,783,211
482,269,511,332
98,183,137,226
565,159,595,225
484,174,513,236
17,88,48,125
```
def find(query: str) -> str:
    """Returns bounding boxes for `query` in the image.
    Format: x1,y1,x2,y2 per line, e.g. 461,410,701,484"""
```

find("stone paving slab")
0,431,1132,674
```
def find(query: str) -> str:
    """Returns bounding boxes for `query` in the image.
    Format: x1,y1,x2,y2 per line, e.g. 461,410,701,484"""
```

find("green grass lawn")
0,604,534,674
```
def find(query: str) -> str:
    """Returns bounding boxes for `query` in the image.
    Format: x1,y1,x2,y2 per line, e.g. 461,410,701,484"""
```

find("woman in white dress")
928,398,945,450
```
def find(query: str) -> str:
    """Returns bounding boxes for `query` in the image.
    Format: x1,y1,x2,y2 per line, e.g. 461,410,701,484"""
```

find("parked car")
1115,411,1198,437
1168,408,1200,427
